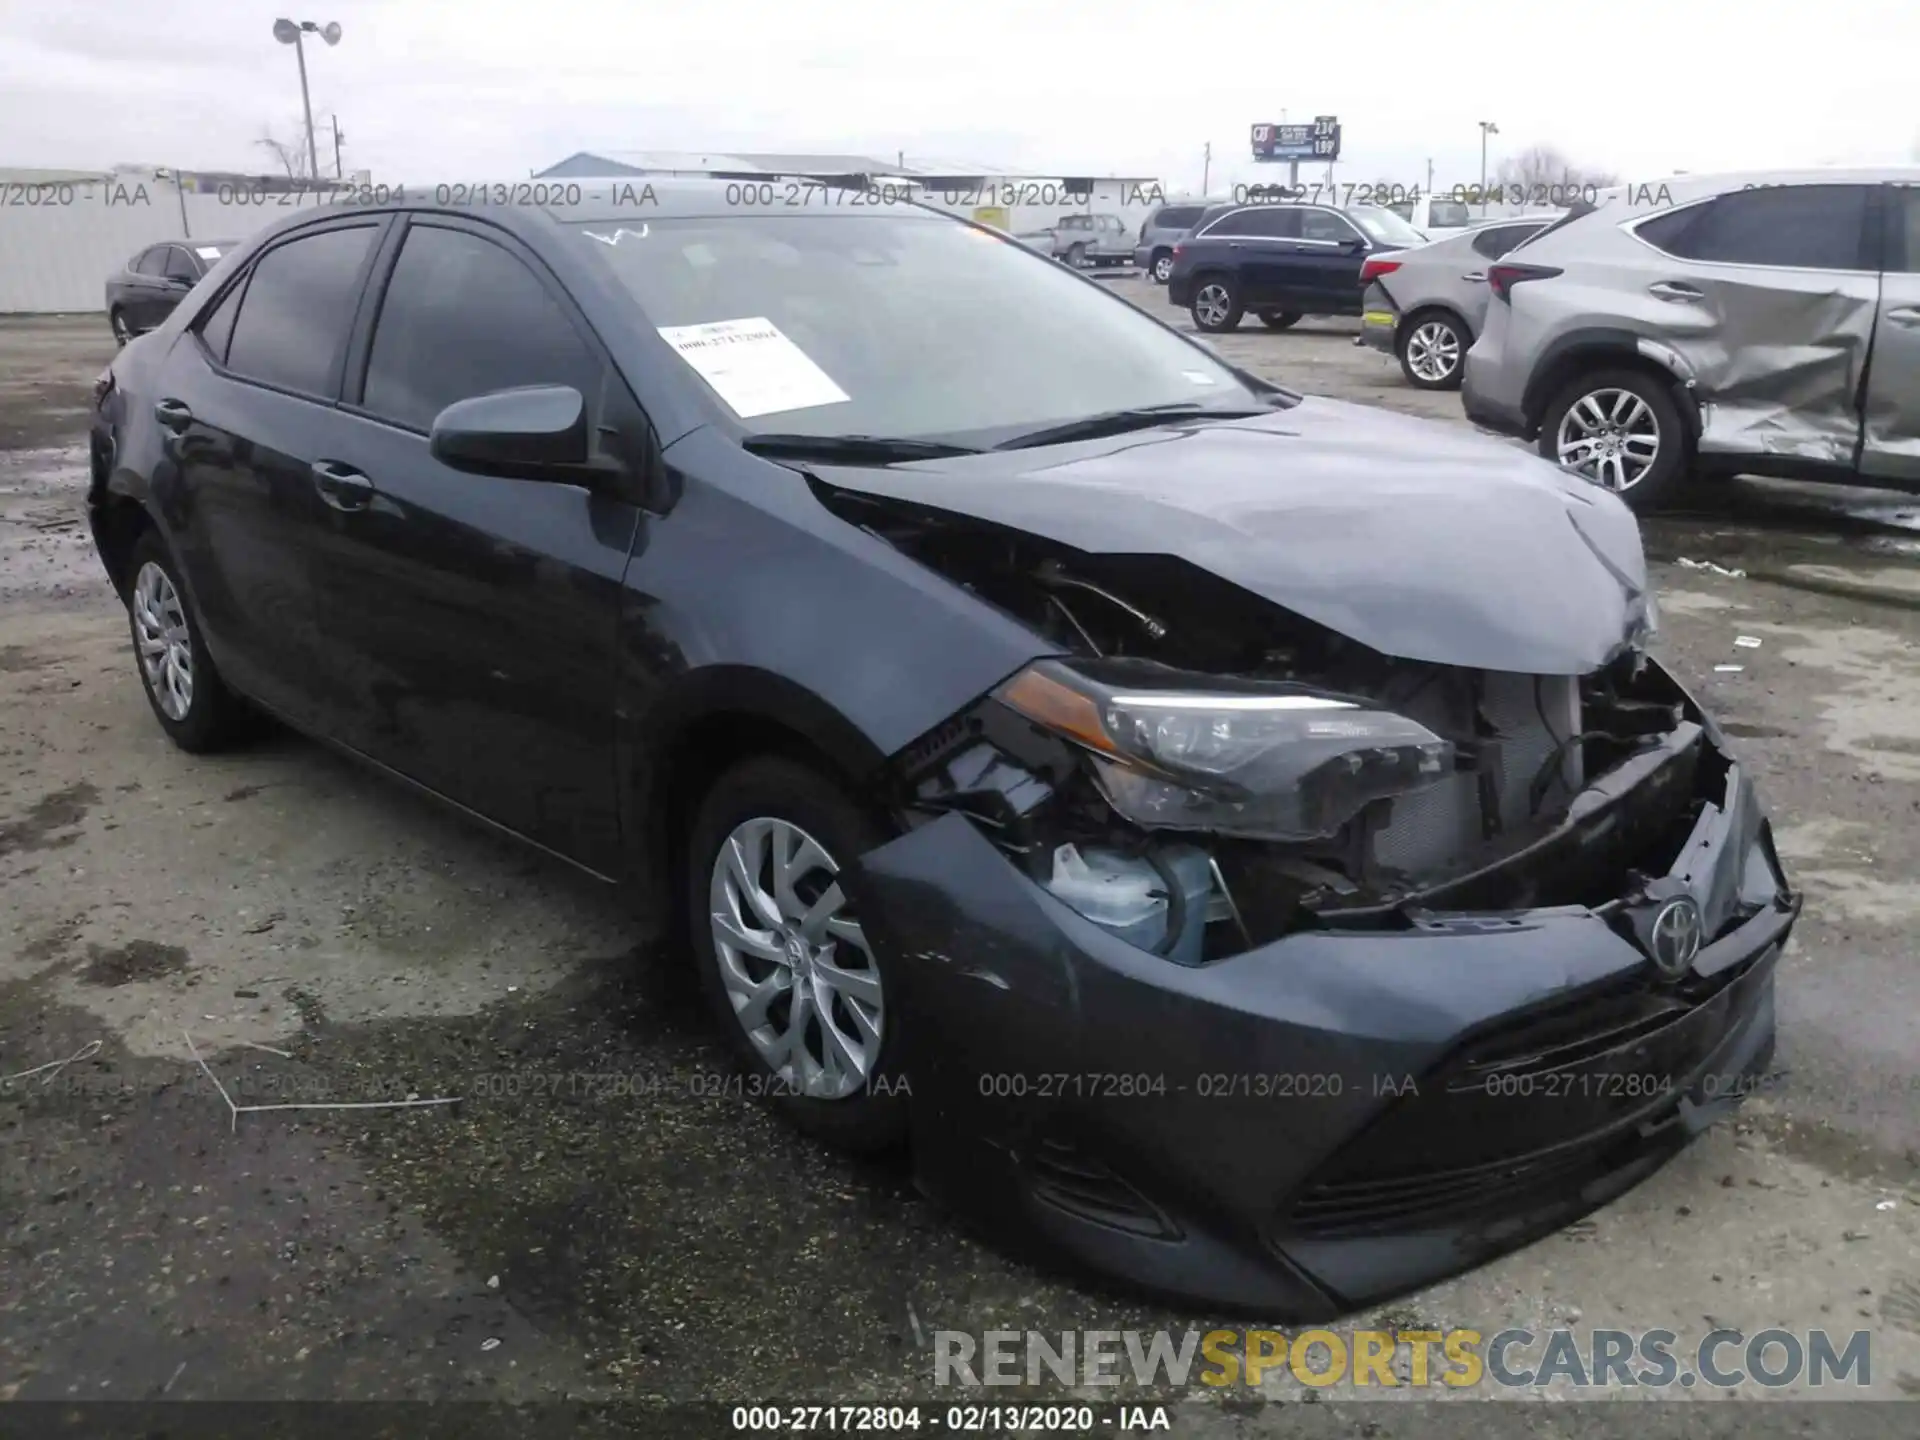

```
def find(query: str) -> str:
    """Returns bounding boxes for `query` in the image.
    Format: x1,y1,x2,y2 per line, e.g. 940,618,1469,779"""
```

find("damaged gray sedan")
90,181,1798,1318
1464,167,1920,510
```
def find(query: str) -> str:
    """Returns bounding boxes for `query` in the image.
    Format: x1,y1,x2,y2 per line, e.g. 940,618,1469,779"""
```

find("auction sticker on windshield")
656,317,851,418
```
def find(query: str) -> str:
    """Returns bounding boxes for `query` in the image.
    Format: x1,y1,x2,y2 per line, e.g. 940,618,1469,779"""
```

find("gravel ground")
4,302,1920,1428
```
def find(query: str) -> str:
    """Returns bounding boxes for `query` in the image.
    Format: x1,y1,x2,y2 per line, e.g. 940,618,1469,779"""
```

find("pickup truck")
1014,212,1134,268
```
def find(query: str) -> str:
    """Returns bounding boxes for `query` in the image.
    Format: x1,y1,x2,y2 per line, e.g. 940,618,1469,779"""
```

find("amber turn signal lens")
996,666,1117,755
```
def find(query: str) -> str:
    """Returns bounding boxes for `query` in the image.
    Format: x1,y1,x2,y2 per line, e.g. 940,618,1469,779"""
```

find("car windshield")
1347,206,1429,248
575,212,1269,446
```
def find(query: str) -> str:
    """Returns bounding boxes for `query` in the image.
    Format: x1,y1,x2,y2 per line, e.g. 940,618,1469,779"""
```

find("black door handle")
311,460,375,511
153,399,193,433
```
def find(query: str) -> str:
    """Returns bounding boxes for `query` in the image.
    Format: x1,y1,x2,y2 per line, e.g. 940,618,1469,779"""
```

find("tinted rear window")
1634,185,1871,270
223,225,376,396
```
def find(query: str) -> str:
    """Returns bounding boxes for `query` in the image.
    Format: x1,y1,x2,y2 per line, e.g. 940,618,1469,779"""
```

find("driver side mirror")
429,385,593,481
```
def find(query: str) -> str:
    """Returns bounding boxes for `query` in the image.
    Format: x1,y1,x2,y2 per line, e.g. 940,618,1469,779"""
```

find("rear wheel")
688,756,907,1153
1190,277,1244,332
1150,251,1174,283
110,309,132,347
1258,311,1302,331
125,530,249,752
1538,368,1690,511
1397,311,1467,390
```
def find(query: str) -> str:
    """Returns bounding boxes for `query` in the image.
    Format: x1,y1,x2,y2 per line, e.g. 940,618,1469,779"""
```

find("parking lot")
5,292,1920,1425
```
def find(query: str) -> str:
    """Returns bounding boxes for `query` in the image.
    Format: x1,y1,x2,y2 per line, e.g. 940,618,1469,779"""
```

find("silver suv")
1462,168,1920,510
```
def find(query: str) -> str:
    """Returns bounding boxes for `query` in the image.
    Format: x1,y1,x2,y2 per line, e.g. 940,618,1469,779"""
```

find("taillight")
1359,258,1402,284
1172,242,1185,258
1486,262,1563,301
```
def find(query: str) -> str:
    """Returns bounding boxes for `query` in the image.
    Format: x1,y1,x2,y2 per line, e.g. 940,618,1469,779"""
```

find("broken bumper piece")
846,752,1797,1318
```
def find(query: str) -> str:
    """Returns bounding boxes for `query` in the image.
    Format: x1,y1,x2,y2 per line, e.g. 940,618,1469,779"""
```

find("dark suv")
1167,202,1429,332
1133,202,1210,283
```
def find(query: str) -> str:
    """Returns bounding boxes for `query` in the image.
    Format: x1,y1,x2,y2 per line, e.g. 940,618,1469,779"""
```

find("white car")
1386,193,1479,243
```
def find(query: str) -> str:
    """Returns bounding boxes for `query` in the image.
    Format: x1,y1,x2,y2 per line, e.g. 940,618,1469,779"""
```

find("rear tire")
110,309,132,347
124,530,249,752
687,756,908,1154
1258,311,1302,331
1397,310,1467,390
1538,368,1691,512
1190,276,1244,332
1150,251,1174,283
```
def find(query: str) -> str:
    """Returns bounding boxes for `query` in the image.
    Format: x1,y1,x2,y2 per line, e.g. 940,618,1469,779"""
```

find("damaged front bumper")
845,704,1797,1317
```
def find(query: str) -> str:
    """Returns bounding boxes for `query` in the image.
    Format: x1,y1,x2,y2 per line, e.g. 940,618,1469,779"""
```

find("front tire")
1397,311,1467,390
1538,368,1690,511
1190,276,1244,332
1065,243,1088,270
125,530,249,752
1258,311,1302,331
688,756,908,1153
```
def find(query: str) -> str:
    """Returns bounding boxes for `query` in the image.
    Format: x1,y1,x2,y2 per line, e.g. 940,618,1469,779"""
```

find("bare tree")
255,121,315,180
1494,145,1619,197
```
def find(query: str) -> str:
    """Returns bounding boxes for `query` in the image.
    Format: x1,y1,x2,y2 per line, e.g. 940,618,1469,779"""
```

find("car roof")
1575,165,1920,220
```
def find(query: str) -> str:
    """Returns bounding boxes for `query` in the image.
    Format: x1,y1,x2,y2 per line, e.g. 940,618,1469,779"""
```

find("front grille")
1279,945,1775,1239
1024,1139,1178,1239
1444,981,1692,1092
1287,1129,1634,1238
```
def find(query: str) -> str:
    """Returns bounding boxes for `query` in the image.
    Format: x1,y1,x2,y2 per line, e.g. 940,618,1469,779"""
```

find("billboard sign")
1251,116,1341,162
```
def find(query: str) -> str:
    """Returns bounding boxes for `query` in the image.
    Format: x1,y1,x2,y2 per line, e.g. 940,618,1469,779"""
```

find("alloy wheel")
1555,387,1661,491
707,815,883,1101
1194,283,1232,327
111,312,131,346
1152,255,1173,282
132,560,193,720
1405,320,1461,383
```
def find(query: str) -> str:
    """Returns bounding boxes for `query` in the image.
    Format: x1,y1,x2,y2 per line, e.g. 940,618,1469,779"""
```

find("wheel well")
1523,347,1695,440
94,495,152,600
652,710,870,932
1400,304,1468,340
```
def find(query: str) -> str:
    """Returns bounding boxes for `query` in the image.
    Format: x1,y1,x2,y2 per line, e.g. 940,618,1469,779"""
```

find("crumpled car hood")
810,396,1652,676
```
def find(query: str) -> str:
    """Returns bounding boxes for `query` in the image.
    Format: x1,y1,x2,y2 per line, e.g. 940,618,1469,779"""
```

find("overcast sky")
3,0,1916,194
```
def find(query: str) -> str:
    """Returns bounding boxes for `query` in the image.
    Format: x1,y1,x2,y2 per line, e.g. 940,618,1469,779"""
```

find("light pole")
273,18,342,182
1478,120,1499,213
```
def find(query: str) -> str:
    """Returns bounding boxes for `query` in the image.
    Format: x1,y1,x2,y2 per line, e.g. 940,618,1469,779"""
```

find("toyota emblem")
1647,896,1703,978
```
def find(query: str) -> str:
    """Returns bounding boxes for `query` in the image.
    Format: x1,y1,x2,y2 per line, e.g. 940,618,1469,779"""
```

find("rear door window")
359,223,602,434
1300,209,1361,244
1635,184,1873,270
1883,185,1920,273
195,278,246,365
162,247,199,283
223,224,378,397
1221,207,1299,239
1472,223,1546,259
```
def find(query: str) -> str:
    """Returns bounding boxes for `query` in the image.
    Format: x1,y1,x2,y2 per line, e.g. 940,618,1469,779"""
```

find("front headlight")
995,660,1455,841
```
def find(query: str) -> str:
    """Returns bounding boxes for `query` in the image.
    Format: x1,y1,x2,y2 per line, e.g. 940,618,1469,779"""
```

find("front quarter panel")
615,425,1054,872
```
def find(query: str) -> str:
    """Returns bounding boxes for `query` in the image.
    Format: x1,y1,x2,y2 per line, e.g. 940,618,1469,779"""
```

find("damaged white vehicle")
1463,166,1920,510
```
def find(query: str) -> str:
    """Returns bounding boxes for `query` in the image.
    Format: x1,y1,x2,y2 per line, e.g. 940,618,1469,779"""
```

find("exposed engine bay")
822,484,1713,959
